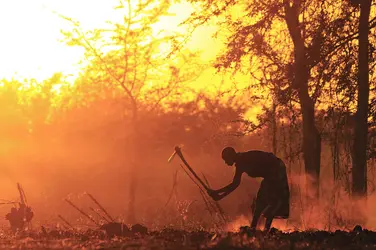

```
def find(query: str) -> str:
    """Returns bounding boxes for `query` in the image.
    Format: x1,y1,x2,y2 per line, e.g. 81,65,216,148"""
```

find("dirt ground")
1,226,376,250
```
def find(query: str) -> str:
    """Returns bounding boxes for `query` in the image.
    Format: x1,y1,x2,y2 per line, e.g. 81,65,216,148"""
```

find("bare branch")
121,0,132,85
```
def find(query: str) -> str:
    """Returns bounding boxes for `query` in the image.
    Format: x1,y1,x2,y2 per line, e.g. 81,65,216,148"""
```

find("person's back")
235,150,282,179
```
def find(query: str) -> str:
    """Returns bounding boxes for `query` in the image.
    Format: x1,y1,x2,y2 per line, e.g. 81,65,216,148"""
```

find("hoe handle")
174,146,209,191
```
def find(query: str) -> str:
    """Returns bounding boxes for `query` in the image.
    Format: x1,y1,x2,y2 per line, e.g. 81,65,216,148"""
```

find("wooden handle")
174,146,209,191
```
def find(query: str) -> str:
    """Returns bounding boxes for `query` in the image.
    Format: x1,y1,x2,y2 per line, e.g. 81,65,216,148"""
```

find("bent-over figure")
207,147,290,231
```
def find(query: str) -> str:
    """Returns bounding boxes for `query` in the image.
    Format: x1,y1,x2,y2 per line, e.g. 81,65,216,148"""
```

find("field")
1,224,376,249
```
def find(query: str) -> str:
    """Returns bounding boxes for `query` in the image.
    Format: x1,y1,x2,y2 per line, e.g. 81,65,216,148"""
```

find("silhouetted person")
207,147,290,231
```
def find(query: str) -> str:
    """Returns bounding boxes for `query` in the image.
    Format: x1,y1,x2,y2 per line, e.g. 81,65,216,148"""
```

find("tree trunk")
331,116,340,182
127,101,139,224
296,65,321,200
284,1,321,199
271,101,278,155
127,166,137,223
352,0,372,197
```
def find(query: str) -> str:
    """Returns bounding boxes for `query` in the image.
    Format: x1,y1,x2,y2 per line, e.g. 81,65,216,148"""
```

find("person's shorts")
256,159,290,218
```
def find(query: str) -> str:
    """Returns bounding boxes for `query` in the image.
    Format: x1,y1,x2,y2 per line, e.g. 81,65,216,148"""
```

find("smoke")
290,173,369,231
225,172,376,232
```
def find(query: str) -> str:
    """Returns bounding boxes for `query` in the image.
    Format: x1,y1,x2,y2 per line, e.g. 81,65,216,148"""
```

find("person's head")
221,146,237,166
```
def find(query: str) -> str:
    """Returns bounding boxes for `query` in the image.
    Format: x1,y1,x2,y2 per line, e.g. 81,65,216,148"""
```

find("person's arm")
208,168,242,201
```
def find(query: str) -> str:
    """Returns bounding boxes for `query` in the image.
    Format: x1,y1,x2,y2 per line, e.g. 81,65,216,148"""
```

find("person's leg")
251,180,267,230
264,215,274,231
250,202,263,229
263,162,286,231
263,200,282,231
278,160,290,218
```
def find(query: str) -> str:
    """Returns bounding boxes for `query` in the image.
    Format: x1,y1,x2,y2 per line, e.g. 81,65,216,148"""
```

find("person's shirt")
234,150,281,179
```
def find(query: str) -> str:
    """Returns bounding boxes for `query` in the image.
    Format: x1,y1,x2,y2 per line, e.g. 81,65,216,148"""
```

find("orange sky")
0,0,262,120
0,0,220,80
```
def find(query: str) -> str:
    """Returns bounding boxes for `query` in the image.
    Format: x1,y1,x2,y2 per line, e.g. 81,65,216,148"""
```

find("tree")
183,0,360,199
352,0,374,197
60,0,203,223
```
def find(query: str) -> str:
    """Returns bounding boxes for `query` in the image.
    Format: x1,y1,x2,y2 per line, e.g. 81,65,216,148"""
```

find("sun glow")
0,0,261,118
0,0,221,81
0,1,82,81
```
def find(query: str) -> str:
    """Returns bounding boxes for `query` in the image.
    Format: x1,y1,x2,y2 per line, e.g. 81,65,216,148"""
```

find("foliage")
60,0,204,117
